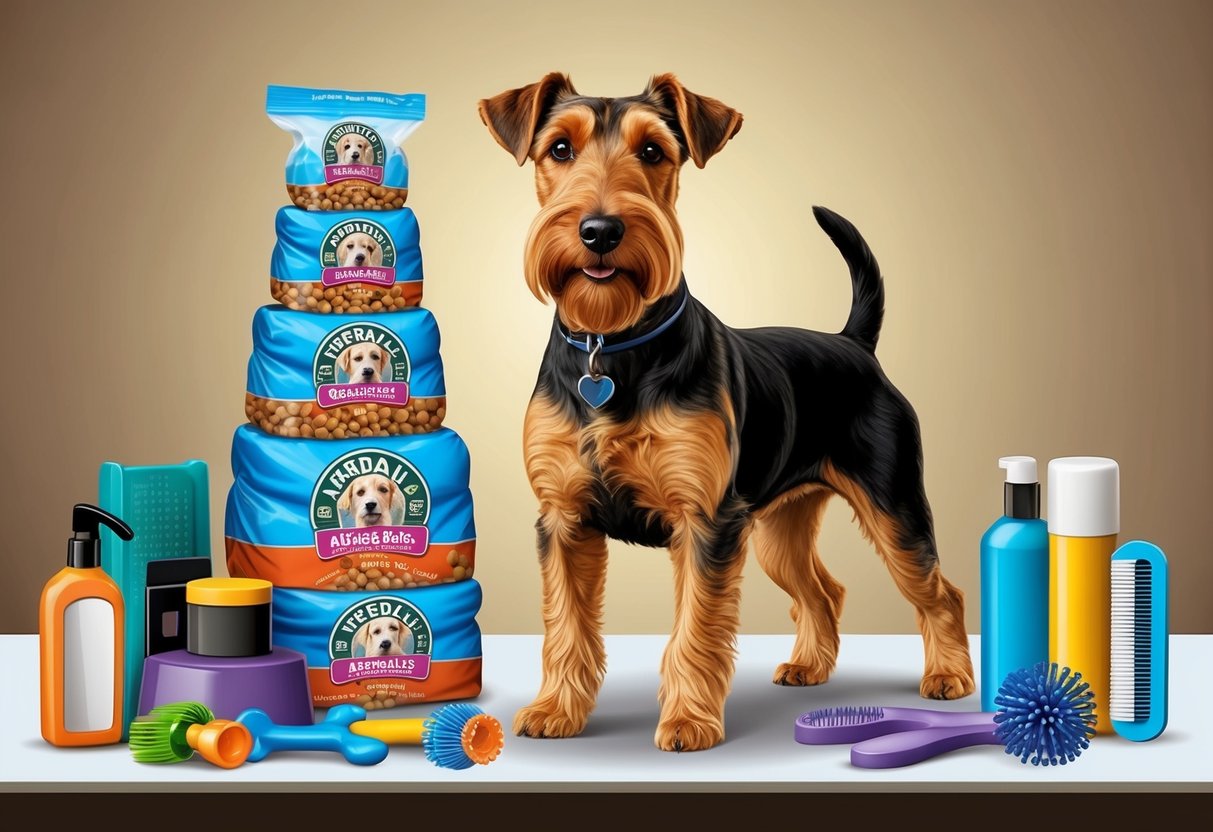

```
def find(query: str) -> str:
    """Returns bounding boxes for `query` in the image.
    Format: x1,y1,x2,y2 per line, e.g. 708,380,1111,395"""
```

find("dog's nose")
364,501,377,512
354,253,365,264
379,640,392,651
351,151,360,161
361,367,375,376
579,215,625,255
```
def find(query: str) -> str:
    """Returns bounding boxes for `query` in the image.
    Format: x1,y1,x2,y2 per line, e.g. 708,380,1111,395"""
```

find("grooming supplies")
40,504,133,746
146,558,213,657
130,701,253,768
1048,456,1119,733
138,578,313,725
239,703,504,769
980,455,1049,711
1111,541,1169,741
99,459,210,739
797,662,1095,768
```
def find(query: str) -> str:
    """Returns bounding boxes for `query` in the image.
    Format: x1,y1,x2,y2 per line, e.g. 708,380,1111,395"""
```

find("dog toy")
796,662,1096,768
238,703,504,769
129,702,253,769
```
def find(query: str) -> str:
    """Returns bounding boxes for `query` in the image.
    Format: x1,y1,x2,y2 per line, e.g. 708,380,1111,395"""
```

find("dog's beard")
524,194,682,334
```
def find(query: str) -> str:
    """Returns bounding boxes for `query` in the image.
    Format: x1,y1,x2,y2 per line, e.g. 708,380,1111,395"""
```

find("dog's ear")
337,482,353,514
388,479,406,520
478,73,577,166
645,74,742,169
377,349,391,374
336,345,353,376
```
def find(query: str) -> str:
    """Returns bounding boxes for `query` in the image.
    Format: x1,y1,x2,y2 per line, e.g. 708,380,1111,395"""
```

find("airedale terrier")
478,73,974,751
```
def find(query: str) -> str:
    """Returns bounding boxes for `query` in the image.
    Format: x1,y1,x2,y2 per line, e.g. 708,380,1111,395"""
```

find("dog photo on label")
334,133,373,165
337,474,405,528
337,341,391,384
339,232,383,267
479,72,974,752
354,616,413,657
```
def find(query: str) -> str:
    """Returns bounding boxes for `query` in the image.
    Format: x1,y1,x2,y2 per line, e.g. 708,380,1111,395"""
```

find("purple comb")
795,706,999,768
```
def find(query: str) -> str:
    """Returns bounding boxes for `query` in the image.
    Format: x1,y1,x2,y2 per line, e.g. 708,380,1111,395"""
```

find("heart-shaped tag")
577,373,616,409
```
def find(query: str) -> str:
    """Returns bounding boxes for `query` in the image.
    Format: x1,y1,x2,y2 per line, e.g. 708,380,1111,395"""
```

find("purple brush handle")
850,723,1000,769
795,707,996,744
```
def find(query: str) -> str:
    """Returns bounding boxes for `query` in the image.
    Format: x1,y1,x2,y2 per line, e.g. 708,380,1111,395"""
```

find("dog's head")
478,73,741,334
337,474,404,527
335,133,373,165
340,232,381,268
355,616,408,657
337,341,390,383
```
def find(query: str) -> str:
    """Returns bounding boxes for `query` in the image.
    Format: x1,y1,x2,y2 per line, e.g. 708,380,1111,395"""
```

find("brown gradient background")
1,0,1209,637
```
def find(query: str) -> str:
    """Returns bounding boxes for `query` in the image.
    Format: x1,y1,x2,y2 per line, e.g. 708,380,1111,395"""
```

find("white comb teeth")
1110,558,1150,722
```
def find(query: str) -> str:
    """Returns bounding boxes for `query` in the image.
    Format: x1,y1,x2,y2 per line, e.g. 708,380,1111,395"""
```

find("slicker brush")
130,702,253,769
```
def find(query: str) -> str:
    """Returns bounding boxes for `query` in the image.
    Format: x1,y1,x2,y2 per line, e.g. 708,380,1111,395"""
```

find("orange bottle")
40,504,134,746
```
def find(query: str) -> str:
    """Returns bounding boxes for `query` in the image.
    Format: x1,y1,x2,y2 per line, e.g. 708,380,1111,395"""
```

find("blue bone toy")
237,704,389,765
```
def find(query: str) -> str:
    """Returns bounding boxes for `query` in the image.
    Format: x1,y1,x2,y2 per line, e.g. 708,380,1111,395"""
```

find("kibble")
287,183,407,212
246,393,446,438
270,279,420,313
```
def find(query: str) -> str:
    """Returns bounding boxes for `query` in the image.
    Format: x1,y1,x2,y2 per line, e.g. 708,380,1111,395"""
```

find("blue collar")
561,287,689,354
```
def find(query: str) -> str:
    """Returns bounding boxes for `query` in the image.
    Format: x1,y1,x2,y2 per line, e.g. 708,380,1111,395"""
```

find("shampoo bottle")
39,504,134,746
980,456,1049,711
1048,457,1119,734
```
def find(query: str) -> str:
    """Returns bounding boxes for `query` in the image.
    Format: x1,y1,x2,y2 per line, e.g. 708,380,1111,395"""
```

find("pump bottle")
40,504,134,746
980,456,1049,711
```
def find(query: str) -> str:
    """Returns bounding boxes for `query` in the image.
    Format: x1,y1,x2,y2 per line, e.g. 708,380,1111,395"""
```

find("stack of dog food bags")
224,86,482,711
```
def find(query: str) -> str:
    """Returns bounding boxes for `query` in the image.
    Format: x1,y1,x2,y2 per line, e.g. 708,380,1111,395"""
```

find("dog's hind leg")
514,396,607,739
821,460,975,700
752,485,846,686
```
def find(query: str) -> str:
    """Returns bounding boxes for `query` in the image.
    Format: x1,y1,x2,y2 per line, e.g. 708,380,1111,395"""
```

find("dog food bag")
245,305,446,439
225,425,475,590
267,84,424,211
272,581,482,709
270,206,423,312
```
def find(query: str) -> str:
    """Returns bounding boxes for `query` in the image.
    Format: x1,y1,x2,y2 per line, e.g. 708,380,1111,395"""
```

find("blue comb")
1110,541,1168,742
99,460,210,740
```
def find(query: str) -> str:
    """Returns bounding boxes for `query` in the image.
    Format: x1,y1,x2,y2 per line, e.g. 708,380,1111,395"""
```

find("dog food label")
327,595,432,684
310,449,431,561
323,122,385,185
313,322,411,408
319,218,397,288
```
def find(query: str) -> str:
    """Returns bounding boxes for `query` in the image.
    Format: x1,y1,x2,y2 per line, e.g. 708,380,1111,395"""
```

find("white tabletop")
2,634,1208,792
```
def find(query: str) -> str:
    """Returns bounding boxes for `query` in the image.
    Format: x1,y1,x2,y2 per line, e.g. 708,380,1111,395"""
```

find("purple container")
138,646,314,725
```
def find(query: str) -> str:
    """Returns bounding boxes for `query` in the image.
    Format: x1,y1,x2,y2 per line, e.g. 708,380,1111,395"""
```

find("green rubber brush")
130,702,253,769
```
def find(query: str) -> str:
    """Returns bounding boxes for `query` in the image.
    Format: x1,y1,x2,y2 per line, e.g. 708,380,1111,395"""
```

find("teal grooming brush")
1111,541,1168,741
99,460,210,740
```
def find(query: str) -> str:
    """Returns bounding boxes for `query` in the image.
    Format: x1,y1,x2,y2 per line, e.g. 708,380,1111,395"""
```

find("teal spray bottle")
980,456,1049,711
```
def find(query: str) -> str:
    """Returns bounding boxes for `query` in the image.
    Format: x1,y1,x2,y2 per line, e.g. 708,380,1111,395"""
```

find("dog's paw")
513,701,588,739
920,671,976,700
654,718,724,752
772,662,831,687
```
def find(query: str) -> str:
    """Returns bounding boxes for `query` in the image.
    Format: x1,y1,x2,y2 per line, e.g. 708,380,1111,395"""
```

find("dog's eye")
549,139,573,162
639,142,664,164
356,488,365,496
378,485,389,494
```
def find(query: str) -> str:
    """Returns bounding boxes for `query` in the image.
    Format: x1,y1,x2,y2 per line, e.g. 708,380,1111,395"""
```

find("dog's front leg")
514,395,606,739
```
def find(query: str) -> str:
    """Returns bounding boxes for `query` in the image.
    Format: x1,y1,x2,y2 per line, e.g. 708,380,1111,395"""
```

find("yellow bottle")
1048,457,1118,734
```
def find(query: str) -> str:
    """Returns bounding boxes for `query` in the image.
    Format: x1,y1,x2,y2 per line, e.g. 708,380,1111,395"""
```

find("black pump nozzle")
68,503,134,569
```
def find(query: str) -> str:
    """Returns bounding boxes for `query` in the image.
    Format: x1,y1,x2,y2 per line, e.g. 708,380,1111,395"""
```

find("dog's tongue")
582,266,617,280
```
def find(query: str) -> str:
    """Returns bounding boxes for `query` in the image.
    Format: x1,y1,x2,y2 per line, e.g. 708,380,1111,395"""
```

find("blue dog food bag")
225,425,475,590
273,581,482,709
270,206,423,311
267,84,425,210
244,305,447,438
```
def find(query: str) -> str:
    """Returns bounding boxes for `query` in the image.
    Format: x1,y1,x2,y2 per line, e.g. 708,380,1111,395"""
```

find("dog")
354,616,412,657
478,73,975,752
339,232,383,268
337,474,405,528
337,341,390,384
334,133,373,165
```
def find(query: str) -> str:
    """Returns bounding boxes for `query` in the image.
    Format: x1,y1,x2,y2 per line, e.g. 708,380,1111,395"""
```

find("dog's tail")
813,205,885,352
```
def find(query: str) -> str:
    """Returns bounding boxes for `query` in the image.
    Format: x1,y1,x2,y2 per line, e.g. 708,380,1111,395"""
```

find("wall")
1,0,1209,635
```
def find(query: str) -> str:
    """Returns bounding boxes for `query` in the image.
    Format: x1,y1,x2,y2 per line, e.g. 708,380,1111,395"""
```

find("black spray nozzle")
68,503,133,568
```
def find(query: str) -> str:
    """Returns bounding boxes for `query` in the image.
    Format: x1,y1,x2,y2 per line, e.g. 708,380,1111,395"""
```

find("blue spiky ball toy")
994,662,1097,766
